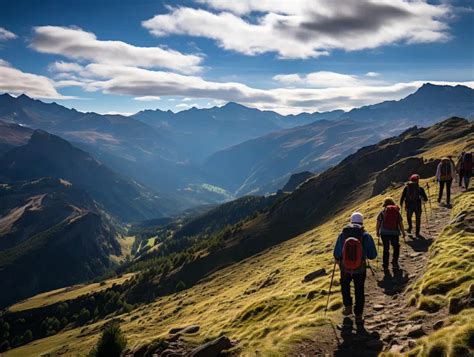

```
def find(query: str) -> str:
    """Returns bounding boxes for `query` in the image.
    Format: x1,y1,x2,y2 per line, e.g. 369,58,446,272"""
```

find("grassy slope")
404,191,474,357
8,274,135,313
5,132,473,356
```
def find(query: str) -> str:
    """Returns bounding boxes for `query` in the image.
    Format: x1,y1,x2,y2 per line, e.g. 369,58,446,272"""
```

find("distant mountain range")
1,83,473,213
0,130,169,222
203,84,474,195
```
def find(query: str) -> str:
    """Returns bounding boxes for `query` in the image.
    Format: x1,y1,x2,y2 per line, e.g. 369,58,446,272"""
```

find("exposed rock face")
282,171,314,192
372,157,439,196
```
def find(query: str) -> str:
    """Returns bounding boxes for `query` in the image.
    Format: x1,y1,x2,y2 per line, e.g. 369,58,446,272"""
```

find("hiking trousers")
406,206,421,235
464,173,471,190
381,235,400,269
438,179,452,204
340,271,366,316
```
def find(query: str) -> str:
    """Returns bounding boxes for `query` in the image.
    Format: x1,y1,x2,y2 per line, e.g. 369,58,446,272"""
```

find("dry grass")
8,273,135,313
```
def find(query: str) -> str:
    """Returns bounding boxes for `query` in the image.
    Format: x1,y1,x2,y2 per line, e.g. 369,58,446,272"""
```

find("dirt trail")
293,183,462,356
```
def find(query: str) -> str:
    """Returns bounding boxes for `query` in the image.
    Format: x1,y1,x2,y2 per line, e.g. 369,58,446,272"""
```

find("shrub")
176,281,186,292
89,321,127,357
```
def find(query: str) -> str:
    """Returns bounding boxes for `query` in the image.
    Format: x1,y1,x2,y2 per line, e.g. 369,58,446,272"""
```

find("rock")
407,324,425,338
408,339,417,349
373,304,384,311
169,327,184,335
390,344,403,353
168,334,181,342
190,336,233,357
182,325,200,334
307,291,317,300
161,350,182,357
433,320,444,330
302,268,326,283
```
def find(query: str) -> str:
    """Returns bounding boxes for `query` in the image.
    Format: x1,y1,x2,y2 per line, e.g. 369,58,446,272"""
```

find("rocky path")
294,183,462,356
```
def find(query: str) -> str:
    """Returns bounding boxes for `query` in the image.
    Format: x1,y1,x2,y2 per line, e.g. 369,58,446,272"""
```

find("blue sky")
0,0,473,115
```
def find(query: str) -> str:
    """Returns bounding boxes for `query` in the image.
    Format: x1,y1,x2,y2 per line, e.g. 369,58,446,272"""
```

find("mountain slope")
4,117,472,356
0,130,169,222
204,85,474,195
0,178,122,308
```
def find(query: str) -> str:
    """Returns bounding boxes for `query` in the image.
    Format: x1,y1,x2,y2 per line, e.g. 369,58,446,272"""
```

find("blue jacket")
333,225,377,260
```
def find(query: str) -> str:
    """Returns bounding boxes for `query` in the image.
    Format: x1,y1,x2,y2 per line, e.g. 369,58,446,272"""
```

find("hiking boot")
406,228,412,234
342,306,352,316
355,315,364,324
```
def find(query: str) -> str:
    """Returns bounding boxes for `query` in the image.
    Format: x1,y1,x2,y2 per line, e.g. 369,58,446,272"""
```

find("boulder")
182,325,200,334
190,336,232,357
407,324,425,338
302,268,326,283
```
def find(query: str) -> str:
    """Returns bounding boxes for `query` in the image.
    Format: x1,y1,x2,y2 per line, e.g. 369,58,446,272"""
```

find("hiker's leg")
415,208,422,236
459,171,464,187
464,174,470,190
406,207,413,232
446,180,452,204
381,235,390,269
340,272,352,308
391,235,400,267
353,273,366,316
438,181,444,202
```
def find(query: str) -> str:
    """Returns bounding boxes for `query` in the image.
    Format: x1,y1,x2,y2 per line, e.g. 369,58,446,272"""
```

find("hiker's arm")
436,163,441,181
333,234,343,261
398,213,406,237
400,187,406,207
365,234,377,260
375,212,381,237
421,187,428,202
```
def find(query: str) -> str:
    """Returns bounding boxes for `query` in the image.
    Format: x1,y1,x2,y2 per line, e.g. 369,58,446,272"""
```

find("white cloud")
134,96,161,101
0,27,17,41
0,59,71,99
48,61,85,73
366,72,380,77
274,71,362,88
32,26,203,74
143,1,452,59
55,62,474,114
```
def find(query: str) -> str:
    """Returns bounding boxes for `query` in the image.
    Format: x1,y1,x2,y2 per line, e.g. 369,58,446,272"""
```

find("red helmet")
410,174,420,182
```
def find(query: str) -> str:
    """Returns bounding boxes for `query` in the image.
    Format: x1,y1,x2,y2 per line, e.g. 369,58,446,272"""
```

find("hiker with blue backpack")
376,198,406,274
333,212,377,323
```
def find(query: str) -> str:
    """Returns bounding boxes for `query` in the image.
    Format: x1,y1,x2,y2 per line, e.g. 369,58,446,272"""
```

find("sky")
0,0,473,115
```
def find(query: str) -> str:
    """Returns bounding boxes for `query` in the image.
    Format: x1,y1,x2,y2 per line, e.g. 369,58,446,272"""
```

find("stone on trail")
407,324,425,338
182,325,200,334
190,336,232,357
302,268,326,283
373,304,385,311
433,320,444,330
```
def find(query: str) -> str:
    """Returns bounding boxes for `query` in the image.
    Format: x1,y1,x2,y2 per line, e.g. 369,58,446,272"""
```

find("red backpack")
382,205,400,231
342,237,363,274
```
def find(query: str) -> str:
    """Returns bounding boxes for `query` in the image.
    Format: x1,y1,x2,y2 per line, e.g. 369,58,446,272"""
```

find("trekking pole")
324,260,337,315
366,259,376,276
425,182,433,219
422,202,432,237
376,236,380,270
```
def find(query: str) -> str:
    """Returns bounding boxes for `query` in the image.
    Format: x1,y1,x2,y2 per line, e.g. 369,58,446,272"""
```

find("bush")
89,321,127,357
23,330,33,343
175,281,186,292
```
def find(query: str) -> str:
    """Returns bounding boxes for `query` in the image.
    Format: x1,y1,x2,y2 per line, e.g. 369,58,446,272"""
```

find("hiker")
333,212,377,323
376,198,406,272
436,157,455,206
400,174,428,237
459,152,473,190
456,152,465,188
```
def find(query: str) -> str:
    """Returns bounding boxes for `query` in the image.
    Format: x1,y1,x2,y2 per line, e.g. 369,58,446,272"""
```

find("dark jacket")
400,184,428,209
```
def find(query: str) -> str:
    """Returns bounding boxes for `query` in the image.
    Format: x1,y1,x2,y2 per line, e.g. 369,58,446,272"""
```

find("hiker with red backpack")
400,174,428,237
436,157,455,206
333,212,377,323
376,198,406,273
458,152,473,190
